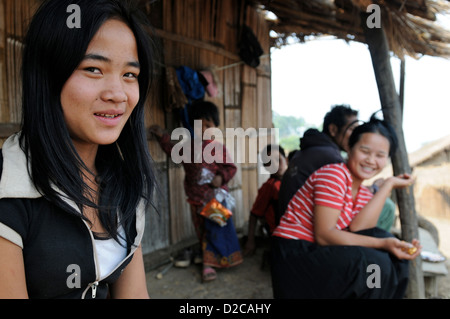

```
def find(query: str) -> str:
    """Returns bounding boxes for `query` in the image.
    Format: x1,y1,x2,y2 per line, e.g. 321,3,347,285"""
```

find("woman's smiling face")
60,19,140,151
347,132,390,183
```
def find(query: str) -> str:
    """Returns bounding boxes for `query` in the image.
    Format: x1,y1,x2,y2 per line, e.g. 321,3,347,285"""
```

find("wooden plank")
240,83,257,130
256,75,272,129
222,63,241,109
168,165,195,244
0,0,4,45
419,228,448,277
141,162,170,255
145,77,167,163
0,0,7,121
419,227,448,297
240,163,258,227
230,186,244,230
153,28,240,62
6,37,14,122
13,39,22,123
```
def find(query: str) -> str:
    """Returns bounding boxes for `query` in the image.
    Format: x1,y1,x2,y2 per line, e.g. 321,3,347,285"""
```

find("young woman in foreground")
271,116,421,299
0,0,155,298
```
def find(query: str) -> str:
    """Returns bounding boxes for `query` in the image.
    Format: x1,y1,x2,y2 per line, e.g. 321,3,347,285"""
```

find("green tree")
272,111,317,154
279,135,300,154
272,112,305,137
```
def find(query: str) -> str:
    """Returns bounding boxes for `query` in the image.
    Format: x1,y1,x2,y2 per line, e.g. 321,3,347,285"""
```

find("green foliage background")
272,111,318,155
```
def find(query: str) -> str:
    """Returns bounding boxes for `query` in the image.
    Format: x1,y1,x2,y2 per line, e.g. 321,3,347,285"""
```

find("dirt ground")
426,216,450,298
145,219,450,299
146,237,273,299
436,259,450,298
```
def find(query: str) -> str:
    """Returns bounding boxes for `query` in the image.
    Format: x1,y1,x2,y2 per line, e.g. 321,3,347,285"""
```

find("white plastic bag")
198,167,215,185
214,188,235,212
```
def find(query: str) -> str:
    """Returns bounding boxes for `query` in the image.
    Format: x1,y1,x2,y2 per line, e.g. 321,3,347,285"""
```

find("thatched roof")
250,0,450,59
409,134,450,167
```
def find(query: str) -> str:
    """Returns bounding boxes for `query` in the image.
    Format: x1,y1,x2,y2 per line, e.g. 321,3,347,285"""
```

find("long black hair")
348,113,398,157
20,0,156,245
188,100,220,128
322,104,359,137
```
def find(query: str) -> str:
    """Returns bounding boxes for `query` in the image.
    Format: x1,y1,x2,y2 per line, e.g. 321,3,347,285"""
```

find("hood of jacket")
299,128,340,151
0,133,42,199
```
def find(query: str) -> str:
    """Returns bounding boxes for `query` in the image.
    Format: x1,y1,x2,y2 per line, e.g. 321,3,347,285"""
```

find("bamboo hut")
138,0,275,256
1,0,449,298
373,135,450,220
412,136,450,220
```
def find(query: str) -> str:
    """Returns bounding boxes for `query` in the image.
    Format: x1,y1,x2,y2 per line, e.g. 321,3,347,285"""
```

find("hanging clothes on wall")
199,68,220,98
238,25,264,68
175,66,206,135
176,66,206,101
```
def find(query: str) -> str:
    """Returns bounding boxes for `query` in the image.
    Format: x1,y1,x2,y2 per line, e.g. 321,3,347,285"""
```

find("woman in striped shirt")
271,116,421,299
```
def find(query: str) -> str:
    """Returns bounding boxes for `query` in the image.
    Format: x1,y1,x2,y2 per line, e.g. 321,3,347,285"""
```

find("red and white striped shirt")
273,163,373,242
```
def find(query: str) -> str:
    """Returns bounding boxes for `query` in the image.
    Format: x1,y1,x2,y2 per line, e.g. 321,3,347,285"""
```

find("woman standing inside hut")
150,101,243,282
0,0,156,298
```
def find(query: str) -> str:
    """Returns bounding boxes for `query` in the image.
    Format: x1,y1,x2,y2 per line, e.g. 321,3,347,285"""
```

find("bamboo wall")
0,0,274,256
0,0,39,142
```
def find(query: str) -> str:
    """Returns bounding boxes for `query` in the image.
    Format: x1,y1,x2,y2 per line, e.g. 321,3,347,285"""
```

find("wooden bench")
419,227,448,297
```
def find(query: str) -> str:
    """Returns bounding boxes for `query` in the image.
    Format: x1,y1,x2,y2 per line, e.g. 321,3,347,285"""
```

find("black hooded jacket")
0,134,145,298
277,129,344,223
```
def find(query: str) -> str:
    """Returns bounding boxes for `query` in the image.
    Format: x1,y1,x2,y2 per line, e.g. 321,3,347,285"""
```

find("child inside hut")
244,144,287,256
149,100,242,282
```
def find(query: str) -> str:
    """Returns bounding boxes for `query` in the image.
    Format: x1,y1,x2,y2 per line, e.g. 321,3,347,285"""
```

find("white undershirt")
94,226,127,279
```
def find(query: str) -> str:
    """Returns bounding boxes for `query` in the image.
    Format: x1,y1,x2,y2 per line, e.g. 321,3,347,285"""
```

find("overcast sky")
270,16,450,153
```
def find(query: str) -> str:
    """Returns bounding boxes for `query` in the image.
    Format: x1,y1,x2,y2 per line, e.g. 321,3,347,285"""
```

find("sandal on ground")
174,248,192,268
193,250,203,265
202,266,217,282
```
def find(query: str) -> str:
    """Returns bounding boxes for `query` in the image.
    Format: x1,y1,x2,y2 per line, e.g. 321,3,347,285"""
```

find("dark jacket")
0,134,145,298
277,129,344,223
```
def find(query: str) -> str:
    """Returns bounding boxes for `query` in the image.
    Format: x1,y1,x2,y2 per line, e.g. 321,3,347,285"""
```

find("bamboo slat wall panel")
143,70,172,254
2,0,40,124
146,76,167,163
240,74,259,215
141,162,171,255
239,6,273,215
168,164,195,243
0,0,6,121
222,58,244,226
241,163,258,222
256,73,275,188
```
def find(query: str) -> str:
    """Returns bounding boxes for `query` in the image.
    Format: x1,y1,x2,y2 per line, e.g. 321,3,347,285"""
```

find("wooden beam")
152,28,241,62
361,13,425,299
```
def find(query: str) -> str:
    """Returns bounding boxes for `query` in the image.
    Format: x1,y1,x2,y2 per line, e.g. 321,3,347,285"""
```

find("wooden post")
361,13,425,299
399,58,405,116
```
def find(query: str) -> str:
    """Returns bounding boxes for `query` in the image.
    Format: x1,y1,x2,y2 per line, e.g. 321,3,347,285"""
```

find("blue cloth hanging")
175,66,206,136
